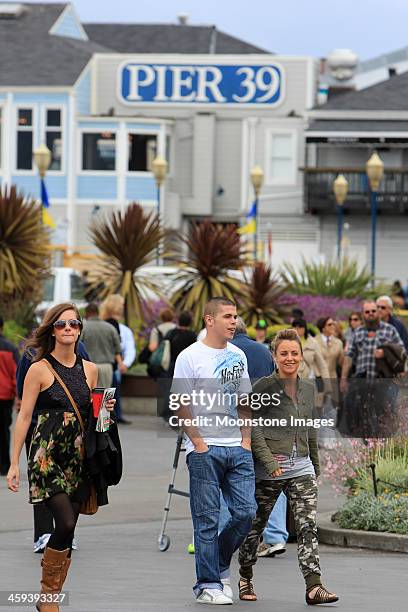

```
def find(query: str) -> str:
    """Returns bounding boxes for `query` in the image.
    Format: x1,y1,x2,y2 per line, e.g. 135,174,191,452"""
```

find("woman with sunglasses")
344,312,362,353
7,302,116,611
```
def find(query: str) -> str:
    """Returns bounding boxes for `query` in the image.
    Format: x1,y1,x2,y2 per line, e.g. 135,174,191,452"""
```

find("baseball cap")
256,319,267,330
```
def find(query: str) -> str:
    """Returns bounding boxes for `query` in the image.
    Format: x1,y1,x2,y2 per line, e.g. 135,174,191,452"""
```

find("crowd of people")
1,289,407,608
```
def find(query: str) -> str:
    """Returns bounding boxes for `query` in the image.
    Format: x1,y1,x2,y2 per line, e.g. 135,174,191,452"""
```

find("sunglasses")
377,305,388,310
350,317,360,322
364,310,377,315
53,319,82,330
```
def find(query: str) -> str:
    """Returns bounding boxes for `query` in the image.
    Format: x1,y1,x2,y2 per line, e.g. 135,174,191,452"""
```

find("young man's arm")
237,354,252,450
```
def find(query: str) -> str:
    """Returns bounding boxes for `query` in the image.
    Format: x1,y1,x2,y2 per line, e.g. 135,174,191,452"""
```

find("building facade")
0,2,319,268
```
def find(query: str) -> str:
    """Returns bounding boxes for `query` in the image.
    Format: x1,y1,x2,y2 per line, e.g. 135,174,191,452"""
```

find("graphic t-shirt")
172,340,251,454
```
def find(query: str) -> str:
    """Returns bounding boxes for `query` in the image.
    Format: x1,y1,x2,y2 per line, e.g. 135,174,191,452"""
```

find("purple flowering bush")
279,294,361,323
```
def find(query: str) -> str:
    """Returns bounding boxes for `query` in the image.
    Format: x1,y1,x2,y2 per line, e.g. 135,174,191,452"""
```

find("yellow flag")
237,219,256,235
42,208,56,229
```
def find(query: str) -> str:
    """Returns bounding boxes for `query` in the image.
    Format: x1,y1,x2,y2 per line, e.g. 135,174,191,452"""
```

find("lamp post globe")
33,143,51,178
152,155,168,188
333,174,348,261
366,152,384,192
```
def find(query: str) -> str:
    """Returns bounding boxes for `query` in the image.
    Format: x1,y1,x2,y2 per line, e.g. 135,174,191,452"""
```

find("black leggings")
44,493,80,556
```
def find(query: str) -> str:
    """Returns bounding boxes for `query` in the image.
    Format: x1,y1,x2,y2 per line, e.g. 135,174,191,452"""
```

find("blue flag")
40,178,55,228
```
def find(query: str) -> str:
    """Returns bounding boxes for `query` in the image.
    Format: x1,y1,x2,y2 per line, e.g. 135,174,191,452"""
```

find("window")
82,132,116,171
70,274,84,301
45,109,62,171
42,274,55,302
267,132,296,184
17,108,33,170
128,133,157,172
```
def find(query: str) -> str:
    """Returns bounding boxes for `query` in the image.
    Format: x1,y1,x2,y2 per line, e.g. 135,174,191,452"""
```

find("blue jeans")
263,491,288,544
187,445,257,596
220,490,288,545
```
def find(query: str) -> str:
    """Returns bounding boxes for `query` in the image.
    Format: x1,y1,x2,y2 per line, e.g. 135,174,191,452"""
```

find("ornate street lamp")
250,165,264,262
152,155,168,265
333,174,348,261
366,152,384,285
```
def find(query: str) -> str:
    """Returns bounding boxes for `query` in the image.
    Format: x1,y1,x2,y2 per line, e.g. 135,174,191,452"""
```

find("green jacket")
251,372,320,477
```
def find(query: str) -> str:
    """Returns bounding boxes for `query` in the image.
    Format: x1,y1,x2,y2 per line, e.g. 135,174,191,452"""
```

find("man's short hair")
85,302,99,316
234,317,247,335
178,310,192,327
376,295,393,308
203,297,236,319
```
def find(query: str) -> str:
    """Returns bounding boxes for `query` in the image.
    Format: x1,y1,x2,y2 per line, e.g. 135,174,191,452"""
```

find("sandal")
306,585,339,605
239,577,257,601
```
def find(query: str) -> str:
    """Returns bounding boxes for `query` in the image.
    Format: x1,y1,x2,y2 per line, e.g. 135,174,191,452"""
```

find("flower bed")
337,491,408,534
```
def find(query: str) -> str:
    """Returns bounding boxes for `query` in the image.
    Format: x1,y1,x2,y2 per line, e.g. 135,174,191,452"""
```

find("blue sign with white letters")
119,63,284,105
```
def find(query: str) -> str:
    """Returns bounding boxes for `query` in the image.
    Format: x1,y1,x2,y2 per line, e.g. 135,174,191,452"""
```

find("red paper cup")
92,388,105,418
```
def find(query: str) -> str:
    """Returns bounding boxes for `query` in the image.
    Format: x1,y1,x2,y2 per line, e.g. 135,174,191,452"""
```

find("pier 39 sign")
118,62,284,106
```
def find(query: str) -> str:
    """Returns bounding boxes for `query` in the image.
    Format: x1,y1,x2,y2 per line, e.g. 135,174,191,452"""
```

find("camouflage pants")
238,474,321,588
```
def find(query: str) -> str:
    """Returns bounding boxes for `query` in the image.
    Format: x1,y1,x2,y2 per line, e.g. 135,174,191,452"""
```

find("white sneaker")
71,538,78,550
221,578,233,601
33,533,51,554
257,541,286,557
196,588,233,605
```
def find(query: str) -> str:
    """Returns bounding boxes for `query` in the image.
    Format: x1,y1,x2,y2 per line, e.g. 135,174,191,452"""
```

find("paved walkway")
0,416,406,611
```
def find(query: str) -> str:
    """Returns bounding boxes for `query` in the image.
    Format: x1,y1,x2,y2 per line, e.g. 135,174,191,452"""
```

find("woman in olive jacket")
238,328,338,606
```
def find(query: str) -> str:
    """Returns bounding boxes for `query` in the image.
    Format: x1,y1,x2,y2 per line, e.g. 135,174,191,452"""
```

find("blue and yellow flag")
237,201,257,235
41,178,56,229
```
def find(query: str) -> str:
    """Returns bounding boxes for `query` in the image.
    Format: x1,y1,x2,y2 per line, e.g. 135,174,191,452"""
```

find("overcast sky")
30,0,408,60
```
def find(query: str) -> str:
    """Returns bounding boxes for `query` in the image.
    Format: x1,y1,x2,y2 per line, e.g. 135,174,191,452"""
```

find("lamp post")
366,152,384,286
333,174,348,261
250,165,264,261
152,155,168,265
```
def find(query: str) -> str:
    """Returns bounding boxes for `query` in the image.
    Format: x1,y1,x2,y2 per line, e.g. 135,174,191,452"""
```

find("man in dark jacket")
377,295,408,352
0,317,19,476
231,317,274,381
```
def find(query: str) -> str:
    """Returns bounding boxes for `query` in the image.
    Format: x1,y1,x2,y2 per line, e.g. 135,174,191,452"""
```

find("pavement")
1,415,407,612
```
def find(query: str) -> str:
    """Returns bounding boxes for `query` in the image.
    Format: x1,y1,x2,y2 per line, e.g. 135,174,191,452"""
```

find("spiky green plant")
0,185,50,316
241,262,288,327
89,203,165,325
280,257,376,298
170,220,248,330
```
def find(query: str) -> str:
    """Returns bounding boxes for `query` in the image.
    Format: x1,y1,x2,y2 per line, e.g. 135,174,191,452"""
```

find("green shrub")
337,491,408,534
3,320,26,348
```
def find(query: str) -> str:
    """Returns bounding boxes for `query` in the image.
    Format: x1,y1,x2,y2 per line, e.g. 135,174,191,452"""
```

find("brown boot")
36,547,70,612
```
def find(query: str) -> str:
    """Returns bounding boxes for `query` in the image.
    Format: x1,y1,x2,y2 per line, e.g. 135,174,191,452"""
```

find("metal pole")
156,183,160,266
370,189,377,287
337,204,343,261
369,463,378,497
253,195,258,262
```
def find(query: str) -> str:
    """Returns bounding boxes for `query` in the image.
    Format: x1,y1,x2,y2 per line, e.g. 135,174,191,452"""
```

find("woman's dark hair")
291,318,308,339
317,316,332,333
25,302,82,362
272,328,303,354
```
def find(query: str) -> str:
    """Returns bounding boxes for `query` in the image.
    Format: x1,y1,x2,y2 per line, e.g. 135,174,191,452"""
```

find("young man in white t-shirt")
172,297,257,605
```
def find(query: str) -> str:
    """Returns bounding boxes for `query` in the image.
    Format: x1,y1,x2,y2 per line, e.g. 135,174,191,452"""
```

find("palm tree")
241,262,287,327
170,220,248,330
0,186,50,319
89,203,165,325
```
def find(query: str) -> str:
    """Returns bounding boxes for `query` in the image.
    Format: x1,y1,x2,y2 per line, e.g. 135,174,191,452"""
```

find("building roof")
316,71,408,111
84,23,270,55
308,119,408,132
0,3,111,86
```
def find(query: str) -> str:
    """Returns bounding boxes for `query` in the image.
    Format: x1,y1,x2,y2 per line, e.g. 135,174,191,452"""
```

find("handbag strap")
42,359,85,433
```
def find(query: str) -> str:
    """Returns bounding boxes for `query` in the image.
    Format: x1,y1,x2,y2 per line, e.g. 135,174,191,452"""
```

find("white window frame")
78,127,118,175
42,105,65,175
165,128,174,178
125,127,160,177
14,105,37,175
265,129,297,186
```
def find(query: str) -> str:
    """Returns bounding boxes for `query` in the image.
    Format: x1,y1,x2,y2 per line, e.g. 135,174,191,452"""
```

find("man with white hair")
376,295,408,352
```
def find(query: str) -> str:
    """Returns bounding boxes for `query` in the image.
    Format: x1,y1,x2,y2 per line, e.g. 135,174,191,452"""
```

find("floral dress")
27,354,92,504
